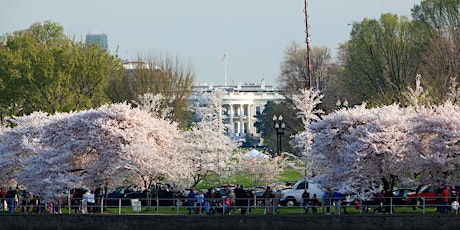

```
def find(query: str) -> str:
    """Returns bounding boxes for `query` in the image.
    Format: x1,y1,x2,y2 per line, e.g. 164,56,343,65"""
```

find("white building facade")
193,81,284,140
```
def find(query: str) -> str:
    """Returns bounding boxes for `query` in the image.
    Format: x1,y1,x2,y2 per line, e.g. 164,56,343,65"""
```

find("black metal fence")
1,196,459,215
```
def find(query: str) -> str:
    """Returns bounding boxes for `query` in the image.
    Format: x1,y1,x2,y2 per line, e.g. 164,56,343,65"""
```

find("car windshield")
420,186,434,193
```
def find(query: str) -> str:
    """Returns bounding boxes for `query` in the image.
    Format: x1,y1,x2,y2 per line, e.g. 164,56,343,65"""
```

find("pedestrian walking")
0,188,6,211
263,186,273,215
187,187,197,214
440,187,450,214
323,188,333,214
302,190,310,214
196,191,204,214
311,194,319,213
6,187,17,214
20,190,30,213
333,190,342,215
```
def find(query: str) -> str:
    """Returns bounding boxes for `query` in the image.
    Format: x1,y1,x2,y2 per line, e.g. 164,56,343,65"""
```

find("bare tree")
106,53,195,129
412,0,460,104
278,41,332,100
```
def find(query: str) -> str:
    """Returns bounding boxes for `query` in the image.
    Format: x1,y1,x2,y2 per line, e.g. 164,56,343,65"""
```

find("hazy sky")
2,0,422,86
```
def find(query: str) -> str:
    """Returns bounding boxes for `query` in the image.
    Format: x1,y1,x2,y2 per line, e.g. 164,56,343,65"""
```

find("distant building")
85,34,108,50
192,81,284,144
122,61,161,73
123,61,149,73
121,61,284,145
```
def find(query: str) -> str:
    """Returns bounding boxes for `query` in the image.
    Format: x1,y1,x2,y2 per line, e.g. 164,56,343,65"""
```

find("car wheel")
176,200,183,207
286,198,297,207
256,200,264,207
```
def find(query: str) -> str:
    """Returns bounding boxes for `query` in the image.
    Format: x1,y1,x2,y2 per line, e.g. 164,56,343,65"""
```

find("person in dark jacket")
187,187,197,214
234,185,250,214
263,186,273,215
302,190,310,214
6,187,17,214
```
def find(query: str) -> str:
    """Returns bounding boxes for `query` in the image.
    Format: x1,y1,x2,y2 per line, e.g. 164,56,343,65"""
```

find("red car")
404,186,449,206
405,186,460,205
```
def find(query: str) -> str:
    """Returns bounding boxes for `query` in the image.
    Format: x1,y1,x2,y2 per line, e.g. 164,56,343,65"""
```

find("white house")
192,80,284,142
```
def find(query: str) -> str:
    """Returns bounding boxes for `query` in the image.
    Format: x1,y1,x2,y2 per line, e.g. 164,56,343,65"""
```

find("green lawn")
276,169,302,182
197,168,302,190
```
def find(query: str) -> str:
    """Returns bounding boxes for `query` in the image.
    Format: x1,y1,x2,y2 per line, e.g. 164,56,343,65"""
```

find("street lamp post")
273,115,286,155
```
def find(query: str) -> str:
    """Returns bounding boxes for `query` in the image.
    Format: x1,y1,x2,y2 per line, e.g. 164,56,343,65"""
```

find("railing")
2,196,459,215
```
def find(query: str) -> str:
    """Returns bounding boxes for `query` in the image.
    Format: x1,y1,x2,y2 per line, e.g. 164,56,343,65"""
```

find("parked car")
252,188,266,207
404,186,438,206
392,187,416,205
404,185,460,206
106,186,137,206
279,180,324,206
123,185,186,207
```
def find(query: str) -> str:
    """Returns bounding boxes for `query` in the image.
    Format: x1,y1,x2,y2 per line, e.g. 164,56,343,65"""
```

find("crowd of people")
0,186,103,215
0,187,40,214
2,183,459,215
186,184,255,215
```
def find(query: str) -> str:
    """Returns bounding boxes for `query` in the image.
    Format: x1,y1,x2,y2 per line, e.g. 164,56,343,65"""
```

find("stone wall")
1,214,459,230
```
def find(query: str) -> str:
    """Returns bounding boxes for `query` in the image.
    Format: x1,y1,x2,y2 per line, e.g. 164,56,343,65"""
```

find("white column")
229,104,234,135
247,104,252,135
239,104,244,136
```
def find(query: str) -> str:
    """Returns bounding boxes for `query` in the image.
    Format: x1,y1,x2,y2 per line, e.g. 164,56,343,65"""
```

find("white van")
279,179,324,206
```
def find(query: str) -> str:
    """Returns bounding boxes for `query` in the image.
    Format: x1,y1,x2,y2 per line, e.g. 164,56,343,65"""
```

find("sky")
2,0,422,87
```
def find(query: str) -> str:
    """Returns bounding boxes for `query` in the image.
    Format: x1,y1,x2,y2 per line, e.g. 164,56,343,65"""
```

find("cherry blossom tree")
131,93,174,120
285,83,460,199
409,102,460,188
237,150,284,188
0,111,50,188
184,89,240,187
403,74,432,109
290,88,323,179
308,104,417,198
11,103,188,202
117,95,189,209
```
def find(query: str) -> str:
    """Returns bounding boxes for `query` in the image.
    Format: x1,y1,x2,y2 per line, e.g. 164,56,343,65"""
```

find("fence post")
422,198,425,215
100,197,104,214
67,191,71,214
156,198,159,214
390,197,393,214
176,198,180,215
247,198,250,215
456,196,459,215
118,198,121,214
300,201,303,216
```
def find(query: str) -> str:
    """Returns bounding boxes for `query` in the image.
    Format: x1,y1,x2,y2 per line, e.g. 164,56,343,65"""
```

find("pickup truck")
279,180,324,206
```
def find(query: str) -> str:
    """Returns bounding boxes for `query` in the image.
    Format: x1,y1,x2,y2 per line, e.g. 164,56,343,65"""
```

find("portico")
193,81,284,142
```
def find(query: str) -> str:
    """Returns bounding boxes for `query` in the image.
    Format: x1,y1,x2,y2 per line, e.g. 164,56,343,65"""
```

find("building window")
234,105,239,116
244,123,248,134
234,123,239,134
255,106,261,115
244,106,248,116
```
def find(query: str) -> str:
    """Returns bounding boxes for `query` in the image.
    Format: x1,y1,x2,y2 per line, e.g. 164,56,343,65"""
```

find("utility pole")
303,0,312,195
304,0,312,89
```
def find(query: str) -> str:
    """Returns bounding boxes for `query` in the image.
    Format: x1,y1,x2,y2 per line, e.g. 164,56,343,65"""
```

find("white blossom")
237,150,284,188
184,89,240,186
8,103,187,202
